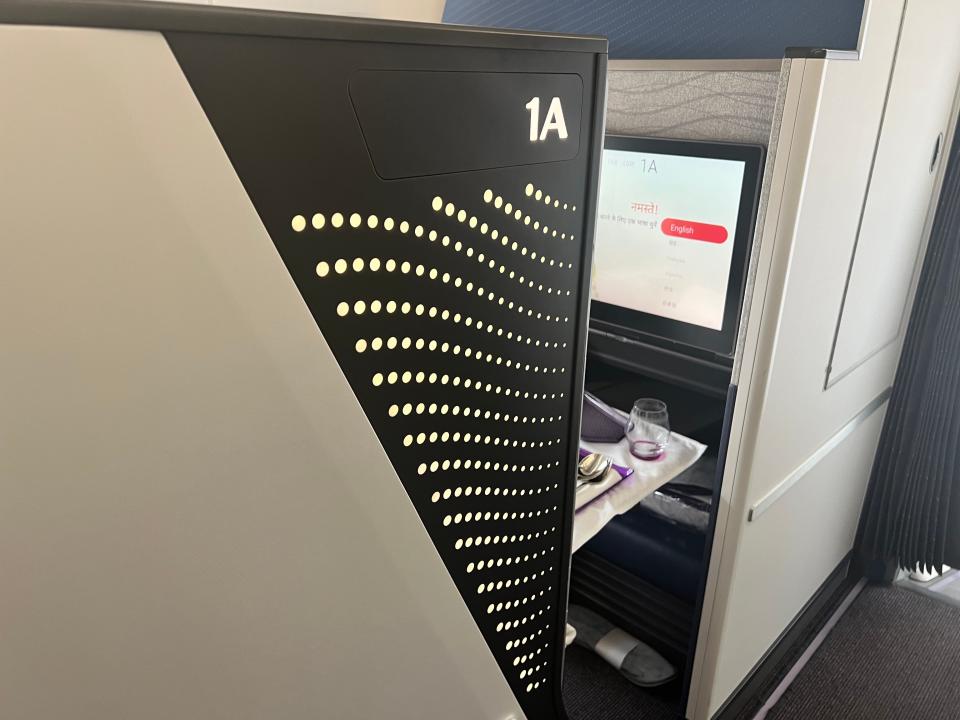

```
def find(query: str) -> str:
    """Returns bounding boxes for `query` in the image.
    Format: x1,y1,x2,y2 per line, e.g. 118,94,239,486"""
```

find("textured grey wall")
606,69,780,146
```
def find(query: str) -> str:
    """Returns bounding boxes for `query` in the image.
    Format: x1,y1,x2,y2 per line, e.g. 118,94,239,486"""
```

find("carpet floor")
563,644,681,720
768,586,960,720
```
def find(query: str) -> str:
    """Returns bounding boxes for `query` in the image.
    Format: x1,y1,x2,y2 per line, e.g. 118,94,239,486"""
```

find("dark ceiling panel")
444,0,865,60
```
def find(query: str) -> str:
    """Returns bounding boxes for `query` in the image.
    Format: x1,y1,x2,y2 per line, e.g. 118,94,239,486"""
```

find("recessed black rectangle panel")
351,70,583,178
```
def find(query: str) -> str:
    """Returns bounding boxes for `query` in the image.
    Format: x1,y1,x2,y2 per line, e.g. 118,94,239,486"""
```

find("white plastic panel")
829,0,960,384
691,1,913,716
0,26,523,720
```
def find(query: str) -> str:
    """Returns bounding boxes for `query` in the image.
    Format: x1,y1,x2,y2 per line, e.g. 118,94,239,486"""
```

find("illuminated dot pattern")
353,335,566,374
409,432,562,450
320,259,569,325
524,182,577,213
385,401,563,424
431,198,573,272
484,189,575,242
288,187,582,698
369,370,565,399
333,296,568,351
309,208,574,310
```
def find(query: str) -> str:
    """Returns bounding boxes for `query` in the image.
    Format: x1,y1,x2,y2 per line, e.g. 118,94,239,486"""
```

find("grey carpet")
768,586,960,720
563,644,680,720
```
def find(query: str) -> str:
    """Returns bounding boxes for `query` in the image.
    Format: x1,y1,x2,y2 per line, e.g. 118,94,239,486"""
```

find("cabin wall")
693,1,960,717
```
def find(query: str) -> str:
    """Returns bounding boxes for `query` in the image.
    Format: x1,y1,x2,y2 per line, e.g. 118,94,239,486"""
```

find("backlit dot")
311,213,325,229
352,258,364,272
350,213,362,228
355,339,367,353
336,302,349,316
457,209,467,222
367,214,378,229
525,183,534,196
483,189,493,202
335,259,347,274
369,258,381,271
432,196,443,211
354,301,366,314
384,217,395,231
332,213,344,228
372,373,384,386
291,215,306,232
316,262,330,277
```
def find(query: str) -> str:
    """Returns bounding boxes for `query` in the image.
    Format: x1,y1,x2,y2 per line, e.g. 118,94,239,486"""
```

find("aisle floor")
767,585,960,720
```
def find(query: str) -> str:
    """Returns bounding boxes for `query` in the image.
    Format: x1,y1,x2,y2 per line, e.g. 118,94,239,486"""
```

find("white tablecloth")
572,431,707,551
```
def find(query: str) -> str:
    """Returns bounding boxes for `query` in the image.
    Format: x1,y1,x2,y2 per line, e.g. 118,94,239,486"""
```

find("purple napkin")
579,448,634,479
581,392,627,443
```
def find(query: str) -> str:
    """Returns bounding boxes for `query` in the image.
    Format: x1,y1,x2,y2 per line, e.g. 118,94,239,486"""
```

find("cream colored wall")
0,25,521,720
690,0,960,717
828,0,960,384
151,0,446,23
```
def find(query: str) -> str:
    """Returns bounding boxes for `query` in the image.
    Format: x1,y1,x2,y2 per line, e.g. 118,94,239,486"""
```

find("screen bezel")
590,135,764,357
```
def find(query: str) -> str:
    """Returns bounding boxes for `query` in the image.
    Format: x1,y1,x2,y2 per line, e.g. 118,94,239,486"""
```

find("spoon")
577,452,611,483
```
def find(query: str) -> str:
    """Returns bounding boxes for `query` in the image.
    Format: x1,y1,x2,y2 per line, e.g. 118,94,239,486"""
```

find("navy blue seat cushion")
582,504,706,603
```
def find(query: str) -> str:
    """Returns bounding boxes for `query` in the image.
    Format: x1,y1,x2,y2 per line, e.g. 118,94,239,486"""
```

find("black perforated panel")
167,26,605,719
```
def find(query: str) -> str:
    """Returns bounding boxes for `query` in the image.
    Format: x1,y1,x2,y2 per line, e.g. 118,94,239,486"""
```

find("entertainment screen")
590,136,764,356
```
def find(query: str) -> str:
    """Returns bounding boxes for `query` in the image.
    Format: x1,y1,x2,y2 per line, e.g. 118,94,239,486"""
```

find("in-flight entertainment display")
590,136,764,356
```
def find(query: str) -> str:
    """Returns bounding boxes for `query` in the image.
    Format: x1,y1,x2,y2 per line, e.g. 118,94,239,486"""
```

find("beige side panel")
0,26,521,720
829,0,960,383
696,0,909,715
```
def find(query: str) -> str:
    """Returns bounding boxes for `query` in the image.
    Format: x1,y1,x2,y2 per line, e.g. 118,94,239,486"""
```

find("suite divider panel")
0,2,606,718
598,61,786,718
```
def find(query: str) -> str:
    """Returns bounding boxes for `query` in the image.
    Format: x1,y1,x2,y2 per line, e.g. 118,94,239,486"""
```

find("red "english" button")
661,218,728,244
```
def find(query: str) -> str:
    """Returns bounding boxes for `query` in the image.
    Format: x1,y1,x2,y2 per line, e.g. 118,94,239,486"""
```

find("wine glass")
627,399,671,460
